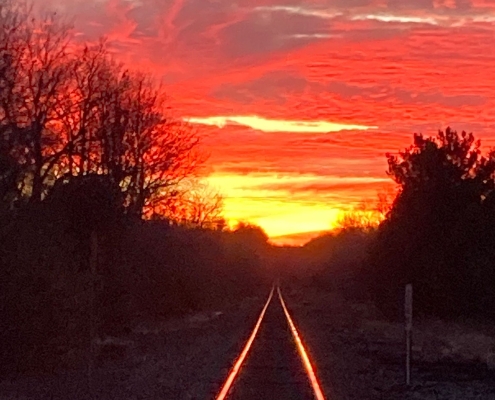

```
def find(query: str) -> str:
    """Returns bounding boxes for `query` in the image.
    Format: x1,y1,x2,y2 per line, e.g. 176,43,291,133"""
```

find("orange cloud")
37,0,495,243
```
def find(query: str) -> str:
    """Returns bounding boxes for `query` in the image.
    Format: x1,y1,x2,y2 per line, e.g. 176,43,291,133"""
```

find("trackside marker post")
405,283,413,386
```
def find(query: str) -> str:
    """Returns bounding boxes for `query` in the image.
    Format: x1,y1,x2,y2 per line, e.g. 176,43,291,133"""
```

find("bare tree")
59,46,205,217
159,180,225,229
54,40,115,179
93,70,204,217
0,0,32,203
376,186,396,219
0,2,206,218
0,1,73,202
334,199,385,233
186,184,224,229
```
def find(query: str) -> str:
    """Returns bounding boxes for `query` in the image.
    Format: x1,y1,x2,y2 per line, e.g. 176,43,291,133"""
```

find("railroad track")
215,285,326,399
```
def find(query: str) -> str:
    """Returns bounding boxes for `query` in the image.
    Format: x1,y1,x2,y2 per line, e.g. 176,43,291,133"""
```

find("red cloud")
35,0,495,241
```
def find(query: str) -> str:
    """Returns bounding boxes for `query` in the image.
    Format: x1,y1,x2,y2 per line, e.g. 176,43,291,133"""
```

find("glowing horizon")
43,0,495,244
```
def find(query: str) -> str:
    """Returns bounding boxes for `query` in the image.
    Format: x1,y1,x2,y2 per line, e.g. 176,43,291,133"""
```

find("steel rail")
277,285,326,400
215,286,275,400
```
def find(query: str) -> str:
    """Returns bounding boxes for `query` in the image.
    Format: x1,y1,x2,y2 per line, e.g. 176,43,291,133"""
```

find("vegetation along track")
215,284,326,399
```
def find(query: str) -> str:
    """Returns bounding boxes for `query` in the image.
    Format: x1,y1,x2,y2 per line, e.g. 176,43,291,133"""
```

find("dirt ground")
0,295,264,400
3,283,495,400
284,283,495,400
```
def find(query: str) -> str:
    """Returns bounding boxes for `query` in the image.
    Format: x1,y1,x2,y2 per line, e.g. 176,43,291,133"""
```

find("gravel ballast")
4,284,495,399
283,284,495,400
0,295,267,400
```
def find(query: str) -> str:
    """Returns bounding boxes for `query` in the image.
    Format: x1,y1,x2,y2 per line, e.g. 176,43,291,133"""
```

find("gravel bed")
283,284,495,400
0,295,266,400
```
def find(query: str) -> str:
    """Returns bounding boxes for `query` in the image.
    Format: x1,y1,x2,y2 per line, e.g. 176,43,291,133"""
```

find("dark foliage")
47,174,125,236
0,184,270,376
0,2,271,379
365,128,495,320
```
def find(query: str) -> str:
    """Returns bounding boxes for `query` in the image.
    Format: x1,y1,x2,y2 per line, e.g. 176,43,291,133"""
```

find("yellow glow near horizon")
217,195,342,238
187,115,377,133
254,208,342,238
207,173,367,240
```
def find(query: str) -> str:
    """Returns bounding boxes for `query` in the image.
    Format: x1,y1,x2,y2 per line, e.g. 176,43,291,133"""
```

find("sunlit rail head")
277,286,326,400
215,286,274,400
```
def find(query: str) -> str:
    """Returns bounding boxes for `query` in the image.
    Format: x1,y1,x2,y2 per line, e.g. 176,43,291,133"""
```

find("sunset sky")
41,0,495,244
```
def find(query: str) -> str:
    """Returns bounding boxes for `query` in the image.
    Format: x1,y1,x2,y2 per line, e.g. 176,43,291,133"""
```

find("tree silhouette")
367,127,495,319
334,199,385,233
0,2,277,383
0,4,73,202
159,180,225,229
0,2,205,219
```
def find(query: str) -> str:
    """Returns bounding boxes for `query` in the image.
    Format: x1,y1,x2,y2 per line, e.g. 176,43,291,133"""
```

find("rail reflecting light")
278,286,326,400
215,286,274,400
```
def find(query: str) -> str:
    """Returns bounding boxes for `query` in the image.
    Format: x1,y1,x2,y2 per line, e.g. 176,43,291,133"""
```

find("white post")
405,283,413,386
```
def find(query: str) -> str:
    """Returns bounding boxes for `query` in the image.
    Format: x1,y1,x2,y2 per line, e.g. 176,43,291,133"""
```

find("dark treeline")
0,194,271,375
300,127,495,322
368,128,495,320
0,2,271,376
